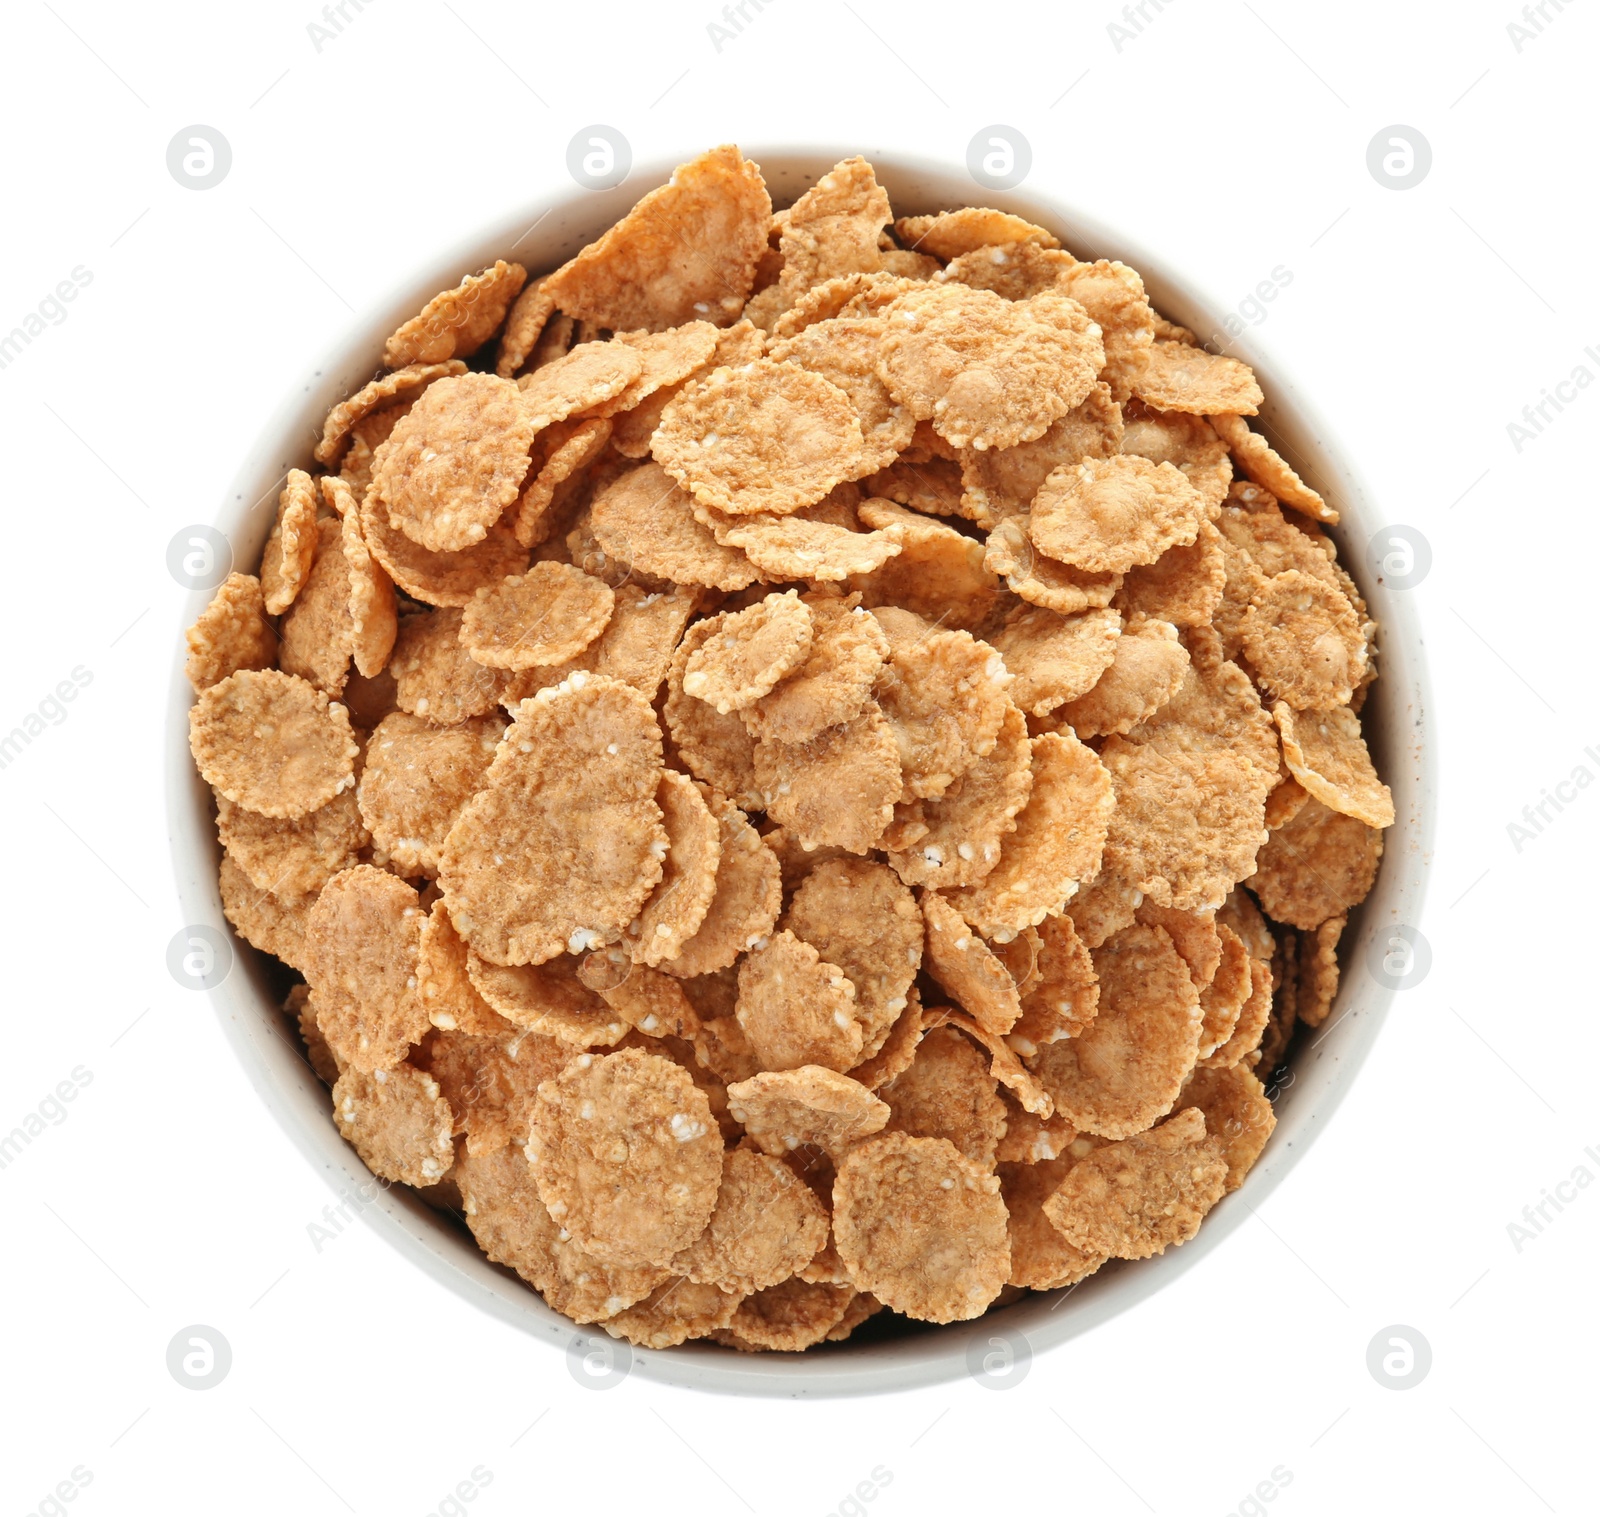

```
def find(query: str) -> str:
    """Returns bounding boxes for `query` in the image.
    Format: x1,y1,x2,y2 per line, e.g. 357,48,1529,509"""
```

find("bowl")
167,145,1435,1397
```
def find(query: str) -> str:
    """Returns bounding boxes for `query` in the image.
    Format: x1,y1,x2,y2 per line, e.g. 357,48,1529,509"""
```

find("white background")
1,1,1594,1512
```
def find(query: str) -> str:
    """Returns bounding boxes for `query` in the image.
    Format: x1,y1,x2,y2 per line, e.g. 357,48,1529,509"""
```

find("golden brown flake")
983,516,1122,613
336,491,399,679
754,702,902,854
882,1023,1007,1165
218,854,315,971
260,470,321,614
602,1278,744,1347
720,1278,855,1351
921,890,1021,1038
1116,518,1226,628
887,704,1033,889
939,242,1078,301
628,770,722,968
360,486,529,609
456,1145,668,1321
332,1061,454,1186
1041,1107,1226,1258
216,788,365,899
898,210,1060,262
728,1067,889,1159
390,608,508,723
1001,1157,1106,1289
683,592,814,713
460,564,614,671
1031,454,1206,575
303,865,429,1071
670,1148,829,1294
1242,570,1365,710
542,145,771,332
743,597,889,744
513,416,614,549
494,275,557,379
279,516,354,695
1011,913,1099,1052
1249,796,1381,929
768,315,915,474
185,572,278,692
833,1132,1009,1323
438,674,666,965
847,987,926,1091
1210,412,1335,524
1177,1064,1275,1191
357,711,501,876
374,372,539,553
877,284,1104,450
1296,914,1345,1028
1053,260,1155,400
736,929,863,1072
528,1046,723,1268
383,259,527,368
316,362,468,468
664,621,763,808
1058,615,1189,738
191,669,357,819
1195,923,1252,1058
870,610,1011,798
1134,342,1262,416
663,787,782,978
947,731,1113,940
466,951,627,1046
416,899,516,1036
1274,701,1393,828
1120,401,1232,509
853,499,1000,631
785,857,924,1059
958,384,1124,527
768,157,894,317
992,606,1122,718
1031,922,1202,1138
589,461,761,590
655,358,864,517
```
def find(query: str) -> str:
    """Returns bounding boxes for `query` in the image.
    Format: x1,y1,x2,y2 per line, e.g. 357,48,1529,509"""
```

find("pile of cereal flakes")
184,145,1393,1353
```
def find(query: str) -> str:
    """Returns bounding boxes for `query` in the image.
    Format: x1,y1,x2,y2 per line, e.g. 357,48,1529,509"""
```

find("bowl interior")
168,146,1434,1397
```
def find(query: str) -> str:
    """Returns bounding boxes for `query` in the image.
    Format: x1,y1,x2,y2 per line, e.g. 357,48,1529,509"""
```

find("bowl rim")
166,142,1436,1399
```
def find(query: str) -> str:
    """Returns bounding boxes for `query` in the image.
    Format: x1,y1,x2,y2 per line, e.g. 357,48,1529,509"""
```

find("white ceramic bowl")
167,147,1434,1397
